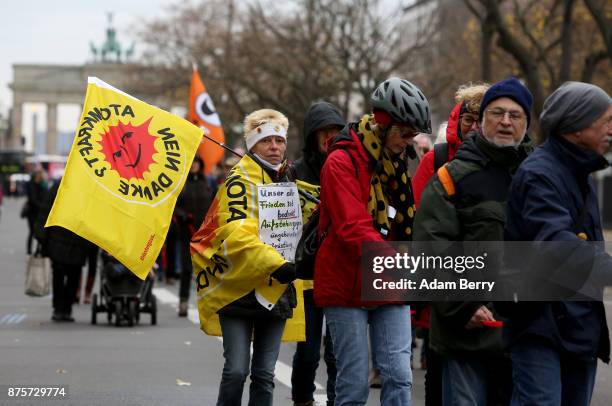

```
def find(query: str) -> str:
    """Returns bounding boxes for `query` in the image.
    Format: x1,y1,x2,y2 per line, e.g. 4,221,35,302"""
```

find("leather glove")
271,262,296,284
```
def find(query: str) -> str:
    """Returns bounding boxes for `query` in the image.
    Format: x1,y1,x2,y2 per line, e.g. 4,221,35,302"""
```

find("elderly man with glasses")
413,77,534,406
504,82,611,406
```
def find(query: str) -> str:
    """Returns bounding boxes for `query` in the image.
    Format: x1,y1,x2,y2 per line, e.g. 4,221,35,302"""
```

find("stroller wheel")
114,300,123,327
91,294,98,325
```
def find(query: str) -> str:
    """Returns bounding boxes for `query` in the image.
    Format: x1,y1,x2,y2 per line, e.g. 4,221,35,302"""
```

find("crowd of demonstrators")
314,77,431,405
174,155,214,317
414,77,534,406
504,82,611,406
12,73,609,406
23,169,48,255
288,101,346,406
191,109,301,406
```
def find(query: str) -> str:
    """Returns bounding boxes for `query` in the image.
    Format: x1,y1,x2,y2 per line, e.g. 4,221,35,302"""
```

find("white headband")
245,122,287,151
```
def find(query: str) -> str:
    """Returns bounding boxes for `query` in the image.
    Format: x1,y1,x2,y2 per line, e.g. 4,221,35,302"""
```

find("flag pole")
200,130,242,158
200,130,320,204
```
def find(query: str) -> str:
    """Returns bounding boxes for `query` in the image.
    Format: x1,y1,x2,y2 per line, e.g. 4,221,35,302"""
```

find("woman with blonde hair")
412,82,490,206
191,109,301,406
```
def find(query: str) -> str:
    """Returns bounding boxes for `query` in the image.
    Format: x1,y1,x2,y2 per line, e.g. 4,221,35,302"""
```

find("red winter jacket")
412,103,463,207
313,124,388,307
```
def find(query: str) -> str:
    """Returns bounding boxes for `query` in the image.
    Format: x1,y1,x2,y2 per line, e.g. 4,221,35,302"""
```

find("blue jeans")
510,338,597,406
442,355,512,406
324,305,412,406
217,315,286,406
292,289,336,404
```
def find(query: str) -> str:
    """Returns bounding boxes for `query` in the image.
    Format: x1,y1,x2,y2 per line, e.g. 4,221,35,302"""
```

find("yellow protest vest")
191,154,305,341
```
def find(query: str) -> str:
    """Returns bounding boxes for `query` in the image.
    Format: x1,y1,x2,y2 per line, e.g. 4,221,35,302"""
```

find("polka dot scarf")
358,114,415,241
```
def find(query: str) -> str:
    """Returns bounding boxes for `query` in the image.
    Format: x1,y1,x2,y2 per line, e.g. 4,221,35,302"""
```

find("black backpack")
295,207,323,280
294,146,358,280
433,142,449,171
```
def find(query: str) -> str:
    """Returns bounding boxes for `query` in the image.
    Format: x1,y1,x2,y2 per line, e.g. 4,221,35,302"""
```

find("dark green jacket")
413,134,530,356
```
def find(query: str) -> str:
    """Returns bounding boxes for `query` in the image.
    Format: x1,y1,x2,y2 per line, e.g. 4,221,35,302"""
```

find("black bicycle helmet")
371,77,432,133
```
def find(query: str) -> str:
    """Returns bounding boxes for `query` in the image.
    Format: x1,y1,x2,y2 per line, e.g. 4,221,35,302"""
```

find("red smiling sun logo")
100,118,157,180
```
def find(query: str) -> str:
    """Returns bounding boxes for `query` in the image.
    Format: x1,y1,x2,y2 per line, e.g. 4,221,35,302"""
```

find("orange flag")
188,66,225,174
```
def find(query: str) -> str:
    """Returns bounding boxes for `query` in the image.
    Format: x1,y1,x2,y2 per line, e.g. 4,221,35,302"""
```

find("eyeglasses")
460,114,479,126
486,108,526,122
391,125,417,139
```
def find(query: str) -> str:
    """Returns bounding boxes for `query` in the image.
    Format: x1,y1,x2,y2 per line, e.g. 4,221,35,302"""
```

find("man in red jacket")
315,77,431,405
412,83,489,207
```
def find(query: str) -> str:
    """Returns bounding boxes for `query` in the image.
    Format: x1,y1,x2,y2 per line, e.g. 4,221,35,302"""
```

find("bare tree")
137,0,440,155
460,0,611,136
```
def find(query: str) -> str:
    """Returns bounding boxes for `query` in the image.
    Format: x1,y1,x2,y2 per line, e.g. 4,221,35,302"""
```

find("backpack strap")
337,146,358,177
436,164,456,197
433,142,449,172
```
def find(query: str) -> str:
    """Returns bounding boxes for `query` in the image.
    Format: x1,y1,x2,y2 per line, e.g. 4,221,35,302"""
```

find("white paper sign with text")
257,183,303,262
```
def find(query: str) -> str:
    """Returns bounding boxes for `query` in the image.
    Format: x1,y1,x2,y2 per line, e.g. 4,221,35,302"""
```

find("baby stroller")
91,252,157,326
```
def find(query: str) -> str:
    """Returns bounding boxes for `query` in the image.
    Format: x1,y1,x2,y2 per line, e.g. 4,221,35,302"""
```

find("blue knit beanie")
479,77,534,128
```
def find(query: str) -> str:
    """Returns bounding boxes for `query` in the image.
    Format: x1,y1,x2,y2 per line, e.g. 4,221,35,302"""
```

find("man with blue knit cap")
414,76,534,406
505,82,611,405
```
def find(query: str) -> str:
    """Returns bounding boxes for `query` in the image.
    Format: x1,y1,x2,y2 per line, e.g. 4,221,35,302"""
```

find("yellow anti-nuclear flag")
46,77,202,279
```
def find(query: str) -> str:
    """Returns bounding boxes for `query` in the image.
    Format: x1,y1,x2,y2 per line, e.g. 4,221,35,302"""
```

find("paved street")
1,196,612,405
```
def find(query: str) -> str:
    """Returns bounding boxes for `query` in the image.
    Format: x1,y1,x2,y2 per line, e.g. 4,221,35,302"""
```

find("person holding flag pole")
191,108,305,406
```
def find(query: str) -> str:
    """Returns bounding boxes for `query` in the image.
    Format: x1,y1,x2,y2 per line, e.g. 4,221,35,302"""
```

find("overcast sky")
0,0,182,150
0,0,179,117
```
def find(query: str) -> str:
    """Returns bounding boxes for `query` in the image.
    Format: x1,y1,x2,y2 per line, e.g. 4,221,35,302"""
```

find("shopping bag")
25,252,51,297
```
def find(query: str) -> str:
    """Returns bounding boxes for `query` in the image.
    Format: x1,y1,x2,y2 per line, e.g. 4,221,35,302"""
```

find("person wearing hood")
174,154,214,316
414,77,534,405
291,101,346,184
412,83,489,207
504,82,611,405
315,78,432,405
191,109,302,406
289,101,345,406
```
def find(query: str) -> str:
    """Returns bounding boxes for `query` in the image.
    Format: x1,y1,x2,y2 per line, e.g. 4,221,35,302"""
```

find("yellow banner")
191,155,305,342
46,77,202,279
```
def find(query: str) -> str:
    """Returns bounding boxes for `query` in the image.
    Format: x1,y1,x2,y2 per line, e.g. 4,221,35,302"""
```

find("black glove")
271,262,296,284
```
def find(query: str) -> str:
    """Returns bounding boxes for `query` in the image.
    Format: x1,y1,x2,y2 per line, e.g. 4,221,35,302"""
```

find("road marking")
153,287,326,394
0,313,27,324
